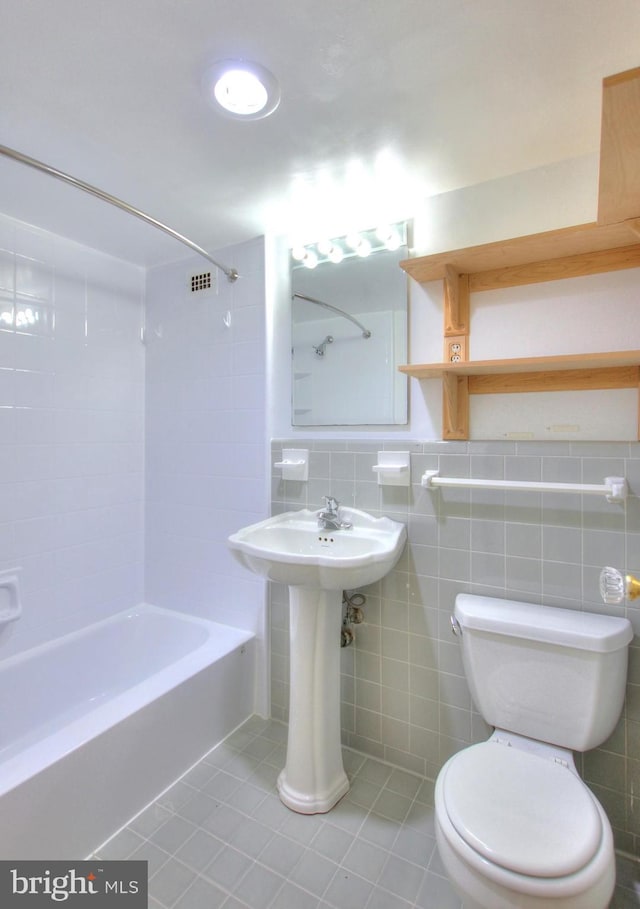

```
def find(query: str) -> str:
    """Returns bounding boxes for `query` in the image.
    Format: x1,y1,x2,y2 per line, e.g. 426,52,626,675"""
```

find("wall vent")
190,271,213,293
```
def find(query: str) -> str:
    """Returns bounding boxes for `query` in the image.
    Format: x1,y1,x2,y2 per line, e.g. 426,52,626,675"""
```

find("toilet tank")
455,594,633,751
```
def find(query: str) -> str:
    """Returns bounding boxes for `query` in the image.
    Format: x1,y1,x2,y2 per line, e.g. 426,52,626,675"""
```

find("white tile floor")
95,716,639,909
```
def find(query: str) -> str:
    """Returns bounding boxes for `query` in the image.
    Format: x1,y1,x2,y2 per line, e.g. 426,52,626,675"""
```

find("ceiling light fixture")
204,59,280,120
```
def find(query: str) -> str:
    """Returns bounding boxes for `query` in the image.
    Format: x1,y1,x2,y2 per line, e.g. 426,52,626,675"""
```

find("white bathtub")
0,604,256,858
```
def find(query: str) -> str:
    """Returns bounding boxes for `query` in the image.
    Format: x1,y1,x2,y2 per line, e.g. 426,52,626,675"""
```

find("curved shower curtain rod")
0,143,239,282
292,292,372,338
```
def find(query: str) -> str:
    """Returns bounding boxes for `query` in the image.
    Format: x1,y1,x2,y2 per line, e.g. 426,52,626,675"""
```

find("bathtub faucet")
317,496,352,531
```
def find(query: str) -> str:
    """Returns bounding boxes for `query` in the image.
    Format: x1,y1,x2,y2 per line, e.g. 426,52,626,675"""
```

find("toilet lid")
442,742,603,878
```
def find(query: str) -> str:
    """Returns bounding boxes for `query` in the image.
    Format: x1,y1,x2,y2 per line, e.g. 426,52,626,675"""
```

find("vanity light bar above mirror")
291,222,408,269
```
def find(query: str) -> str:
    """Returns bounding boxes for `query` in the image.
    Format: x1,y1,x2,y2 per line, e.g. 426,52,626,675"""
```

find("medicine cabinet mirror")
290,223,409,426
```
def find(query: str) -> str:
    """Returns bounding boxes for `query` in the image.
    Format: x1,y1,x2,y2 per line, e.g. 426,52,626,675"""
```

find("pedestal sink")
228,506,406,813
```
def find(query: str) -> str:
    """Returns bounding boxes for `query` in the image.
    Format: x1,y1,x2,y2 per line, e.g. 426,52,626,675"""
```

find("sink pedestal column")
277,587,349,813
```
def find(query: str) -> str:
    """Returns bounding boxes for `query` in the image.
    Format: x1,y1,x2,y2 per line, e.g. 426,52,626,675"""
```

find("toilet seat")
440,741,603,878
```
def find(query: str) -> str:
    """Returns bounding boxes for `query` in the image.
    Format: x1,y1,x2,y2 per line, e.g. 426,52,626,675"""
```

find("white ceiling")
1,0,639,268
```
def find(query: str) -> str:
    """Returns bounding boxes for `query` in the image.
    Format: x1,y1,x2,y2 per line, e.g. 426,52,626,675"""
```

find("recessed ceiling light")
203,59,280,120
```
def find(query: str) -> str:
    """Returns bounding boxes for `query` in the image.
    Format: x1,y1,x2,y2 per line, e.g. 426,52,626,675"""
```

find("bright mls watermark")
0,861,147,906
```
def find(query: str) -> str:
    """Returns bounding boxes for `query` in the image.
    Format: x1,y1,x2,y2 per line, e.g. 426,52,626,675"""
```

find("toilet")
434,594,633,909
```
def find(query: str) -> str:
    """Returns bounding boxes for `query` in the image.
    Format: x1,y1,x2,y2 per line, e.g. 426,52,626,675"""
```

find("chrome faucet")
317,496,352,531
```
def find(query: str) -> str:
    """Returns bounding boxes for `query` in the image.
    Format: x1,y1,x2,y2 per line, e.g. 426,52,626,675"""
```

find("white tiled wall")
0,213,269,704
144,238,268,640
0,214,145,657
271,438,640,854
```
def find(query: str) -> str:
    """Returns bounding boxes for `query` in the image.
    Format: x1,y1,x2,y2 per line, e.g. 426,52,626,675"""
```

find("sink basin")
228,505,406,814
228,507,406,590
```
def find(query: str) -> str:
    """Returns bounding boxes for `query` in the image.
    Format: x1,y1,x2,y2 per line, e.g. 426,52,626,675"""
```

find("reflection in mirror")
291,223,409,426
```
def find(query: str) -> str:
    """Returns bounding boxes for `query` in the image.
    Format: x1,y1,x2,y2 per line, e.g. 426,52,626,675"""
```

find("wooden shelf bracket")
442,373,469,440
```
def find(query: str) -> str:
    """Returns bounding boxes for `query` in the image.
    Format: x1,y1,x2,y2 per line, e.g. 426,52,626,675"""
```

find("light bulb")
356,238,371,257
328,245,344,264
303,250,318,269
214,69,268,115
204,59,280,120
376,224,401,250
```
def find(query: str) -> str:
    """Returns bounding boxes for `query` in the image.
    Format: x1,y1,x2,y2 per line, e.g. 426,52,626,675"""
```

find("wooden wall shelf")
399,352,640,441
397,224,640,440
399,351,640,380
397,67,640,440
399,219,640,289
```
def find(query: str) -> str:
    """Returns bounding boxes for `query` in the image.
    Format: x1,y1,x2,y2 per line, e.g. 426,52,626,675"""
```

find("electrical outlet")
445,336,467,363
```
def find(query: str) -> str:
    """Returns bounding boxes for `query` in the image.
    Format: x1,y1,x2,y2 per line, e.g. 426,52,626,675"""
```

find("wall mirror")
290,223,409,426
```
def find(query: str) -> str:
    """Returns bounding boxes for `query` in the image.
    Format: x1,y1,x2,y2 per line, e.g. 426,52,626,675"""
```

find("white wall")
0,213,145,658
144,237,270,710
412,153,600,254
